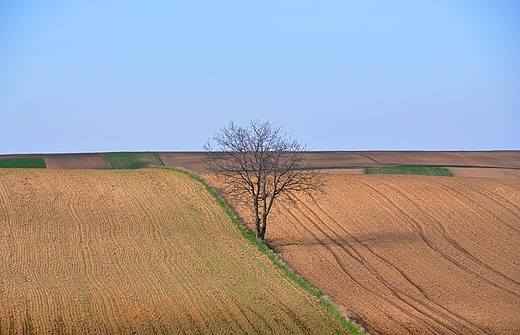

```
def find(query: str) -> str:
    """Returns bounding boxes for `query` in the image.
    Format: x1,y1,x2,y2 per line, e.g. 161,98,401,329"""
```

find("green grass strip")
157,167,364,334
365,165,453,176
102,152,164,169
0,158,46,168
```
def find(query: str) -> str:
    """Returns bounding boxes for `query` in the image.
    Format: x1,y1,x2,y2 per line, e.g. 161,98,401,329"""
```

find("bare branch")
204,119,325,240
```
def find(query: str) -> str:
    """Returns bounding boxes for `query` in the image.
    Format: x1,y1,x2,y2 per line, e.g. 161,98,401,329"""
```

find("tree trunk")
254,194,261,239
255,216,262,239
259,229,266,241
259,212,268,241
259,193,268,241
254,210,268,241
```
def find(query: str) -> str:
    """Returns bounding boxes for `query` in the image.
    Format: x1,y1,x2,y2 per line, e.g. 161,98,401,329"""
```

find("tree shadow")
272,230,420,250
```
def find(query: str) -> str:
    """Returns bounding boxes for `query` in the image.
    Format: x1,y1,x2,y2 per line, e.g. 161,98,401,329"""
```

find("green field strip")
365,165,453,176
0,157,46,168
101,152,165,169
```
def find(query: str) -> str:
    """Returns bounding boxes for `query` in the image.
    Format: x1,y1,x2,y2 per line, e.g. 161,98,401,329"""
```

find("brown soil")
204,172,520,334
301,151,383,168
361,151,520,169
0,153,108,169
450,167,520,179
0,169,352,334
2,151,519,178
44,153,108,169
158,152,209,172
321,168,365,175
157,151,520,179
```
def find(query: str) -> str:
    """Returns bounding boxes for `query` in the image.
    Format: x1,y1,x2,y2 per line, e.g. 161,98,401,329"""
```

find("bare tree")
204,119,324,241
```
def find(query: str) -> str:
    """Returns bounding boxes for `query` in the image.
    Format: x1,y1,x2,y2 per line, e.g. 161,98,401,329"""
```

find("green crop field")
0,168,356,334
365,165,453,176
102,152,164,169
0,157,46,168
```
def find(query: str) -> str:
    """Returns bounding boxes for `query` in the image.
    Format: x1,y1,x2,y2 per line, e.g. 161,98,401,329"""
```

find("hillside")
204,172,520,334
0,168,354,334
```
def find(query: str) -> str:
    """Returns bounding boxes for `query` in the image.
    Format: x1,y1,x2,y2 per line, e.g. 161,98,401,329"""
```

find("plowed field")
0,169,353,334
44,153,108,169
205,173,520,334
2,151,520,179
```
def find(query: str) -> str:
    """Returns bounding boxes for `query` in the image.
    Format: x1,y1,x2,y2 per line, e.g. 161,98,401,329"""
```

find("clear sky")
1,1,519,153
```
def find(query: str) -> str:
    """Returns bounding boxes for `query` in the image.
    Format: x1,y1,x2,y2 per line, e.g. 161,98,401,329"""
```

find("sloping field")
361,151,520,169
159,152,209,172
0,168,353,334
300,152,383,169
157,151,520,173
0,154,108,170
449,167,520,179
45,153,108,169
206,173,520,334
102,152,164,169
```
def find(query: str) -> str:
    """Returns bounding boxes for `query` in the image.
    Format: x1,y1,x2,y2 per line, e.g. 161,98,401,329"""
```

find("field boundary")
2,151,520,172
156,167,367,335
352,151,385,166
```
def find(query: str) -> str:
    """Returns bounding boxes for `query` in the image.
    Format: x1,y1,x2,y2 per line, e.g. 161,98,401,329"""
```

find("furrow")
381,179,520,289
354,179,505,334
280,203,443,335
292,197,479,335
111,171,204,333
430,179,520,235
302,197,484,335
1,169,356,334
450,179,520,221
357,179,520,299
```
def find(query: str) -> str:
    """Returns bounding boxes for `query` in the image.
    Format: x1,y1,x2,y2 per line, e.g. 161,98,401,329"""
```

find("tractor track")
355,179,520,299
282,205,441,334
307,198,489,335
282,198,482,335
253,174,520,335
376,179,520,292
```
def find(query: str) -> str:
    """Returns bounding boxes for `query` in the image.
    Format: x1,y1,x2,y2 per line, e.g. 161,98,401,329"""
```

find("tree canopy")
204,119,324,240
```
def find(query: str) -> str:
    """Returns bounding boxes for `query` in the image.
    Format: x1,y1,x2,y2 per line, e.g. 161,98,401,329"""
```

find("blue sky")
1,1,519,153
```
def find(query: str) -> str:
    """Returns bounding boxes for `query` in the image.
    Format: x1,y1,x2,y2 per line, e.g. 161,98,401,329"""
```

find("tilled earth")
0,169,354,334
207,173,520,334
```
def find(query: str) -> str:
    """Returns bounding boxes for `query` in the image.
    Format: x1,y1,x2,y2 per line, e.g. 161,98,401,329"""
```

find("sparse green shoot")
102,152,164,169
365,166,453,176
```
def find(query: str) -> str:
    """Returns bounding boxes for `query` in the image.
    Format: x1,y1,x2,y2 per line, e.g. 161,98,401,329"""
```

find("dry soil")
204,172,520,334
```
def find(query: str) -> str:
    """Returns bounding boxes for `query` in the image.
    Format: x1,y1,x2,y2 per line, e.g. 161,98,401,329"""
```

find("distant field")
0,157,45,168
365,165,453,176
44,153,108,169
102,152,164,169
0,168,354,334
1,151,519,178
